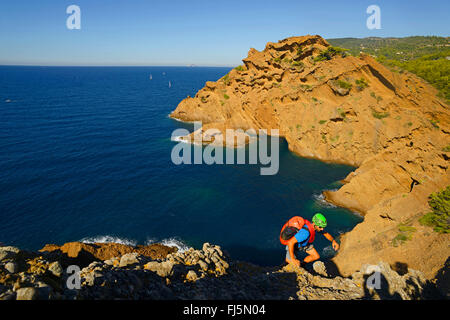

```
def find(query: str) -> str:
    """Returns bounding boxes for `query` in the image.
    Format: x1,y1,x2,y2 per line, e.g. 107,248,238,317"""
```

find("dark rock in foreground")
0,242,446,300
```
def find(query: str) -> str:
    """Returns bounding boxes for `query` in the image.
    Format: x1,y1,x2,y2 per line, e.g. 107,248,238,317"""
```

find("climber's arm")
287,237,301,266
323,232,340,251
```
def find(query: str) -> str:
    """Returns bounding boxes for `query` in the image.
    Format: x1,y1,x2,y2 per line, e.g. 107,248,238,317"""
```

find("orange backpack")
279,216,315,245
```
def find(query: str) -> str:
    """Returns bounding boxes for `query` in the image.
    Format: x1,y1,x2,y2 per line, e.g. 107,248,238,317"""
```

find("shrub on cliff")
222,74,231,85
314,46,348,62
337,80,352,90
355,78,369,91
419,186,450,233
372,109,390,119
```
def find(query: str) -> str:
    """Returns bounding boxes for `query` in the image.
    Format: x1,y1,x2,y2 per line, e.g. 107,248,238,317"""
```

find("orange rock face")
170,35,450,278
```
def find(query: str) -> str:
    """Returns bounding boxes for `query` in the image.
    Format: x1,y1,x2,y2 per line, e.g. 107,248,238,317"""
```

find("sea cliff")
170,35,450,278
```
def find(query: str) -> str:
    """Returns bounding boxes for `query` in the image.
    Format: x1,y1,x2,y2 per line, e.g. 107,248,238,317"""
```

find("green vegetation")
355,78,369,91
337,80,352,90
273,82,282,88
223,94,230,100
273,56,304,71
443,145,450,152
201,97,207,103
337,108,346,118
429,119,440,129
380,51,450,102
372,109,390,119
234,65,246,72
328,36,449,60
392,222,416,247
314,46,348,62
370,92,383,103
300,84,312,91
222,74,231,85
330,135,340,142
291,60,304,70
327,36,450,103
419,186,450,234
319,120,327,124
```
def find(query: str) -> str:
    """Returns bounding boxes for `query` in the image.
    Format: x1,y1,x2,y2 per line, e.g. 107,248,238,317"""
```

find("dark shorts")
285,243,314,260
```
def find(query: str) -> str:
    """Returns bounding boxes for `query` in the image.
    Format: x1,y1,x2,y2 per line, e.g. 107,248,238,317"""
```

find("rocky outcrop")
40,242,176,267
0,243,445,300
170,35,450,278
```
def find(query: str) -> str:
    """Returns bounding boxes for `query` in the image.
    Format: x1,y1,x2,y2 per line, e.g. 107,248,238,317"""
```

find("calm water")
0,66,362,266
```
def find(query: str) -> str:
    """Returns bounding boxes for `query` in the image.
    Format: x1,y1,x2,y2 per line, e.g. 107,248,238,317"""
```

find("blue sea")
0,66,362,266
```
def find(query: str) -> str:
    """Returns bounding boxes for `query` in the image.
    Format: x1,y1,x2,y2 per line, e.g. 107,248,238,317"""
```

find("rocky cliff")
0,242,445,300
170,35,450,278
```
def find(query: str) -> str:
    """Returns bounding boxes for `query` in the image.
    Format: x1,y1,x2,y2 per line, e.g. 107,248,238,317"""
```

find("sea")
0,66,363,266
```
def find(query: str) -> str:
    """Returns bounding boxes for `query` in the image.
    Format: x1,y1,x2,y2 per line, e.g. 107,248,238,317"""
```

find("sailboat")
168,81,172,88
149,74,152,80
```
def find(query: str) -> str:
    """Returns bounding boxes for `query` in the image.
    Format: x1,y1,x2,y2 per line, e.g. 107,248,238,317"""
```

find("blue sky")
0,0,448,66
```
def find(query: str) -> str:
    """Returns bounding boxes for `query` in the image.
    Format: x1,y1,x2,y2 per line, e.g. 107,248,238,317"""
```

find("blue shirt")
294,227,310,247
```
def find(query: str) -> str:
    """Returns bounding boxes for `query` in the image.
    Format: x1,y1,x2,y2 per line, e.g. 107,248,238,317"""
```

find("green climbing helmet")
312,213,327,228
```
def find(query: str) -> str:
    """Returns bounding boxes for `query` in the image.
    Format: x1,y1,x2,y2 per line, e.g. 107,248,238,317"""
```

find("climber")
280,213,339,267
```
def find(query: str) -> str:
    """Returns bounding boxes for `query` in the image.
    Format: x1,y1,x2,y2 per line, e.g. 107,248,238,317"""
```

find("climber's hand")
332,240,340,251
292,258,301,267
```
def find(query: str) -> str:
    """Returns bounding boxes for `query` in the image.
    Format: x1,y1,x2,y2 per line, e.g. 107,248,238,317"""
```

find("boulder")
119,253,141,268
4,262,19,274
198,259,209,271
48,261,63,277
313,261,328,277
186,270,198,282
144,261,174,277
0,246,20,262
16,287,39,300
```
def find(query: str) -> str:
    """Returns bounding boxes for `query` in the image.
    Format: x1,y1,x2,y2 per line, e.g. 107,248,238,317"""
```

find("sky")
0,0,449,66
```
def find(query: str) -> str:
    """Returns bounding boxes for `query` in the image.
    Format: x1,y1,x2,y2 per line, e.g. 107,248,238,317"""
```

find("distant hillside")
327,36,450,102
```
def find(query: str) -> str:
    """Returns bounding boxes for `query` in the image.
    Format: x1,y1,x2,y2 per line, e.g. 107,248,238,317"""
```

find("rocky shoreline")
0,242,447,300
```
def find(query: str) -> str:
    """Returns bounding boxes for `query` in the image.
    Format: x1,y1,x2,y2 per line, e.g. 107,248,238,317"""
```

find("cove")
0,66,363,267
